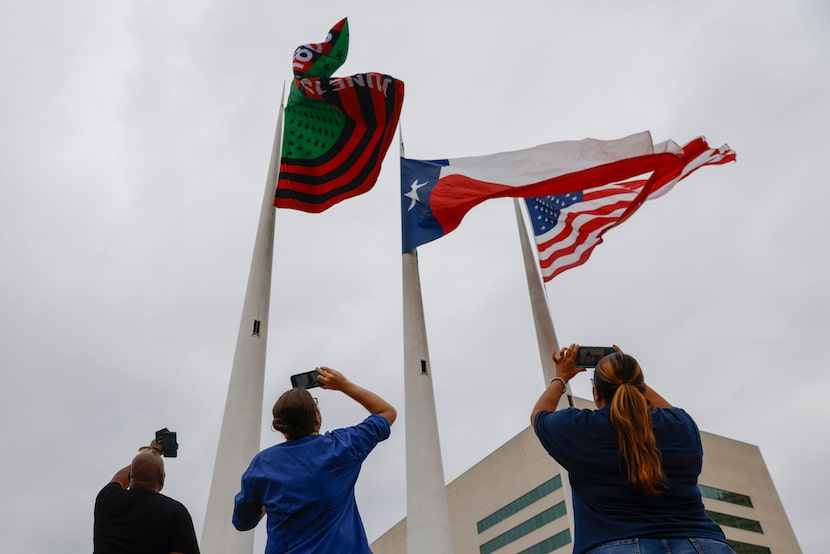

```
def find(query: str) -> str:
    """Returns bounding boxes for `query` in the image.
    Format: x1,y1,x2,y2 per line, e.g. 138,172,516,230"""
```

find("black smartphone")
575,346,615,368
155,428,178,458
290,369,321,389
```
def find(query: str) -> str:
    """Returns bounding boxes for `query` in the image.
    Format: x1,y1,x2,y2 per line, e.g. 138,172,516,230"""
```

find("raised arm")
110,464,131,488
530,344,586,425
316,366,397,425
109,440,163,488
644,384,672,408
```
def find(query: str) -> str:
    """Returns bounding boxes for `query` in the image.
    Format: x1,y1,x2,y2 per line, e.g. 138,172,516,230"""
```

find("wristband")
550,377,568,390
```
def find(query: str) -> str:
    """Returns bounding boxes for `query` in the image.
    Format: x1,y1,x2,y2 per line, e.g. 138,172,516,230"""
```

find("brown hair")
593,353,666,496
272,388,318,440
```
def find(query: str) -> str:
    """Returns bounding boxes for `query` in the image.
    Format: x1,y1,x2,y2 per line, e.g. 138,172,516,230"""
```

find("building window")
699,484,754,507
479,502,567,554
706,510,763,533
726,539,772,554
517,529,571,554
477,475,563,533
252,320,261,336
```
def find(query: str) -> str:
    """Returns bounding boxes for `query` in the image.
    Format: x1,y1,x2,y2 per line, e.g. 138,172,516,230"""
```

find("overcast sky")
1,1,827,552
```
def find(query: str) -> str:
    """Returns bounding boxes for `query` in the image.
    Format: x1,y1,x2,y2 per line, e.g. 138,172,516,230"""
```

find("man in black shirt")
93,441,200,554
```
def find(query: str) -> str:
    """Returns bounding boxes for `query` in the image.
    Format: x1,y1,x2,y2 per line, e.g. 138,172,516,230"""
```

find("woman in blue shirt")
233,366,396,554
531,345,735,554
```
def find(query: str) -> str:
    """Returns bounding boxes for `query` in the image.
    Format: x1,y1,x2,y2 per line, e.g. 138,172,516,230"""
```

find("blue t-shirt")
233,414,391,554
533,406,725,553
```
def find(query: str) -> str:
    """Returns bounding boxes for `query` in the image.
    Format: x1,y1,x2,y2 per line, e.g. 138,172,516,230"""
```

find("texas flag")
400,132,735,253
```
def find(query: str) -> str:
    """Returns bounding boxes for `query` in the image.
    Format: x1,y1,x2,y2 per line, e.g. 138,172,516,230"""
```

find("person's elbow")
381,406,397,426
232,515,259,532
232,504,262,531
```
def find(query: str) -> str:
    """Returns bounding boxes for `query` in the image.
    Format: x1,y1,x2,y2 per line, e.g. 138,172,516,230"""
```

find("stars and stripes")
526,184,644,281
526,139,736,281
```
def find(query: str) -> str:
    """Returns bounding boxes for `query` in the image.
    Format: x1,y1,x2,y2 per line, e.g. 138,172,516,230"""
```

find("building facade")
371,399,800,554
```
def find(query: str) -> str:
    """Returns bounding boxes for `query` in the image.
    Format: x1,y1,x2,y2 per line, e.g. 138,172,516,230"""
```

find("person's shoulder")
534,407,606,460
157,492,194,514
97,480,125,499
348,413,391,434
253,440,297,459
576,406,612,429
652,406,694,421
652,406,700,432
534,406,596,429
550,406,597,420
328,414,391,442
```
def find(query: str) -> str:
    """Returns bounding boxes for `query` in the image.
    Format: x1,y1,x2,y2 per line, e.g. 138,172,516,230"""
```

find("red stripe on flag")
431,151,686,236
534,141,736,281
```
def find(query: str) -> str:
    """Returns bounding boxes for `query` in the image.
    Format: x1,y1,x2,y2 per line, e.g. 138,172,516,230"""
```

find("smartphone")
290,369,321,389
154,428,178,458
575,346,615,368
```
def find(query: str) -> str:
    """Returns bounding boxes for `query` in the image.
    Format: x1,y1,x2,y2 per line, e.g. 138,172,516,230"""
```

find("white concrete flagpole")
513,199,563,393
201,97,284,554
513,198,576,533
401,134,454,553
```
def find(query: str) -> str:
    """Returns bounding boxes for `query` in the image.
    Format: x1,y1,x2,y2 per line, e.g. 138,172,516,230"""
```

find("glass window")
727,539,772,554
516,529,571,554
699,484,753,507
477,475,562,533
479,502,566,554
706,510,763,533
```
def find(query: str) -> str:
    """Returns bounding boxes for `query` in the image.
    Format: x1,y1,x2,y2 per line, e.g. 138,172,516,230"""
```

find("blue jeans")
586,537,736,553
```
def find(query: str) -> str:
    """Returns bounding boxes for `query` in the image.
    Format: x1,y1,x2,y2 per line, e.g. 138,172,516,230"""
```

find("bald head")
129,451,165,492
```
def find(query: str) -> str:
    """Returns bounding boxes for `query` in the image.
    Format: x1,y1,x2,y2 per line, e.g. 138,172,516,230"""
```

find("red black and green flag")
275,18,405,212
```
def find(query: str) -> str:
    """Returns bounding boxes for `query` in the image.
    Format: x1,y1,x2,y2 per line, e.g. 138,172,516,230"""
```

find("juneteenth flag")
275,18,405,212
526,137,735,281
400,132,735,253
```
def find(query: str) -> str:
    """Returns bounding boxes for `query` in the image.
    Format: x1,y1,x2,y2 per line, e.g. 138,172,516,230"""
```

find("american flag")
526,139,735,281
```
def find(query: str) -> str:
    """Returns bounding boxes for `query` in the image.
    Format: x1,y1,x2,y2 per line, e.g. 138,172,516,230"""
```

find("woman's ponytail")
595,354,666,496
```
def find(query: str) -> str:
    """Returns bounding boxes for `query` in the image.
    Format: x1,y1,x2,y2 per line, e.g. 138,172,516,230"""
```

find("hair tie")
621,381,645,395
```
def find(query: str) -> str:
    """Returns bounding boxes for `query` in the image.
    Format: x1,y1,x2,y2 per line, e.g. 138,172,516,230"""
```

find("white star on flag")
404,179,428,211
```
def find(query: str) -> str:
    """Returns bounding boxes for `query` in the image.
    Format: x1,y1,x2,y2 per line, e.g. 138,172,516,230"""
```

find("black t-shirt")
93,482,200,554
